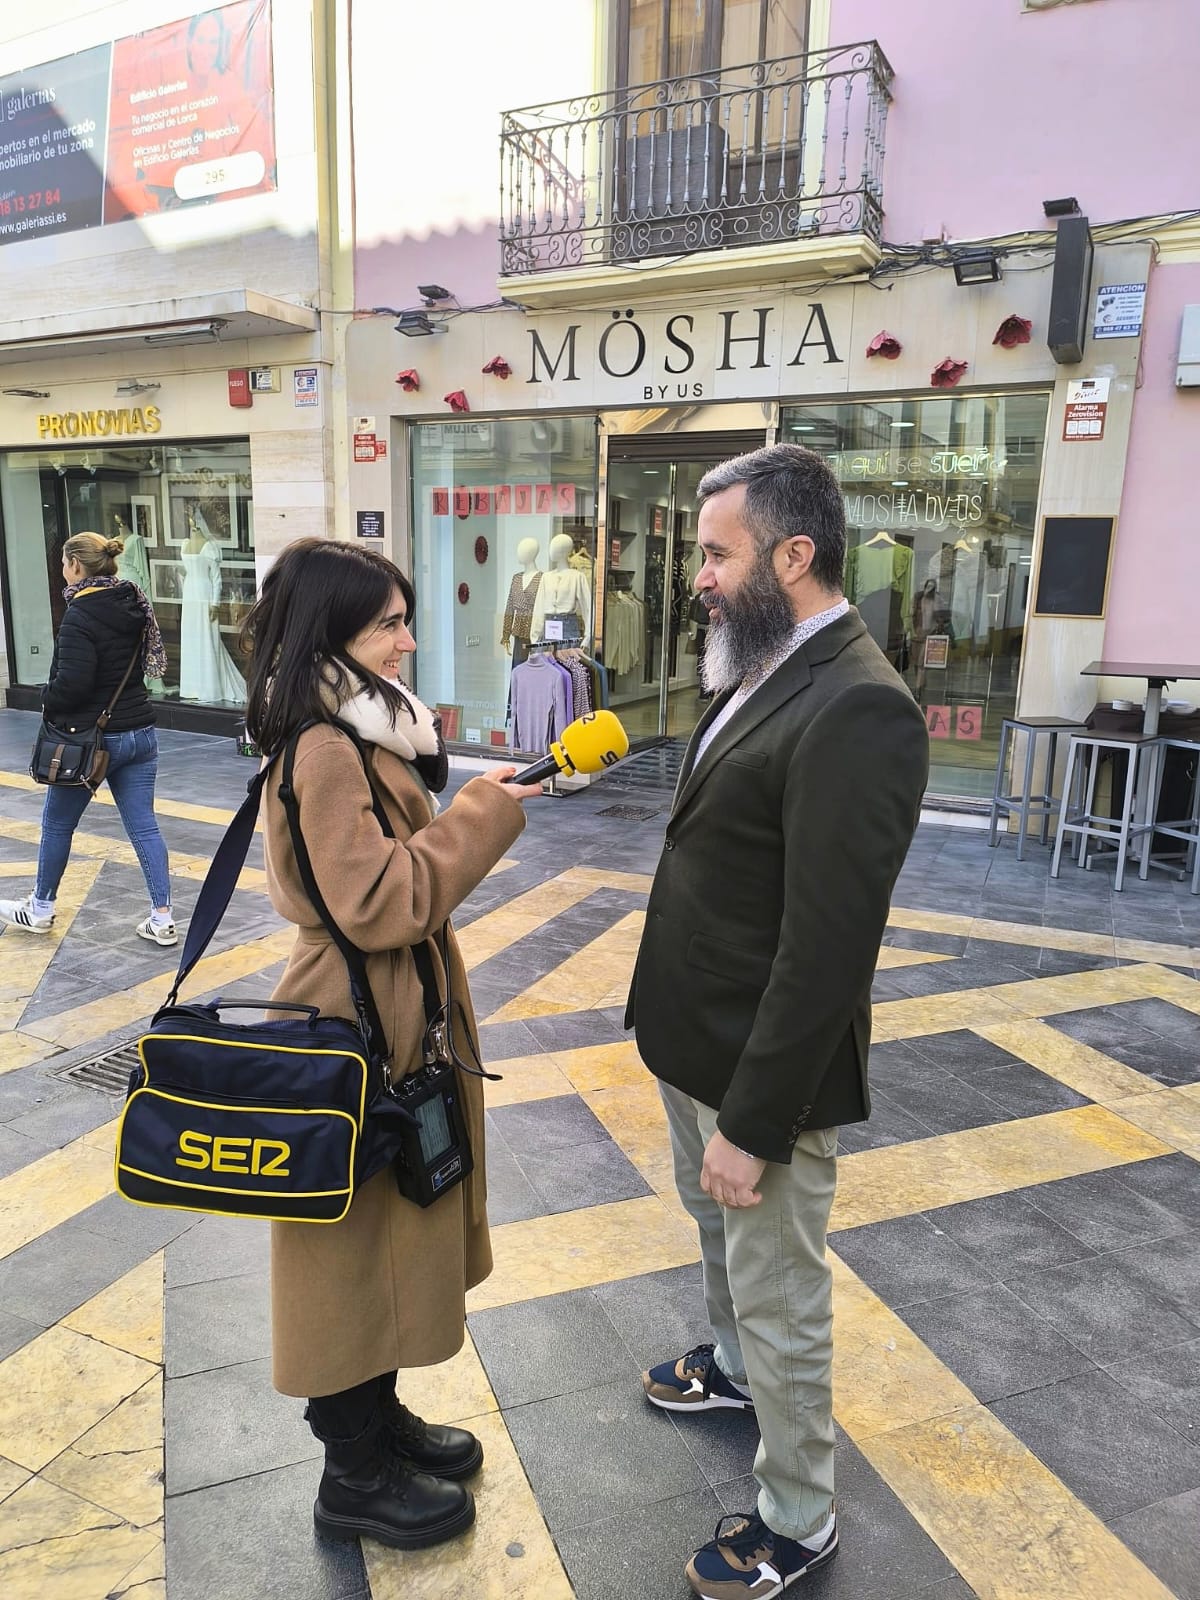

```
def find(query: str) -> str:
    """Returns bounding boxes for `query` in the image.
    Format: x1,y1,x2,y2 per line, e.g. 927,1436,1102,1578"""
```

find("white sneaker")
137,916,178,947
0,895,54,934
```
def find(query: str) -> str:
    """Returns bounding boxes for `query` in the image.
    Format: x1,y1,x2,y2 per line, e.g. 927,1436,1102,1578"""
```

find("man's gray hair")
697,443,846,592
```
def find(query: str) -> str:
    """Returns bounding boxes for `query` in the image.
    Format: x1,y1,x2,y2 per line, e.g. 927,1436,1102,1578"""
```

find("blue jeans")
37,726,171,910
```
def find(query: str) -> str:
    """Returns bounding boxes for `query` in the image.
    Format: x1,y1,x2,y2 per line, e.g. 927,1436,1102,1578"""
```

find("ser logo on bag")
175,1130,292,1178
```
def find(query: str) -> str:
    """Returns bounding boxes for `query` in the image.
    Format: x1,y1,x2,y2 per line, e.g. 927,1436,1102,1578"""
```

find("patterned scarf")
63,575,168,679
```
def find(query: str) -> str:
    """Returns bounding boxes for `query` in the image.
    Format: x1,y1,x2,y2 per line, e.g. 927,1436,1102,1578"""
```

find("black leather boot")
378,1377,484,1480
306,1405,474,1549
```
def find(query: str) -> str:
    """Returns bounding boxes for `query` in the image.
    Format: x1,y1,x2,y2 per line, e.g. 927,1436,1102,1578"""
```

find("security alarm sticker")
1063,377,1109,442
1093,284,1145,340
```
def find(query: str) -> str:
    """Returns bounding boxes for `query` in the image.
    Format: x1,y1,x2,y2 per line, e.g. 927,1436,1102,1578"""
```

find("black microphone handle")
501,751,565,785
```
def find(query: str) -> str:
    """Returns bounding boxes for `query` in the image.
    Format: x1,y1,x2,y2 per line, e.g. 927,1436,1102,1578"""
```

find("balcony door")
613,0,812,257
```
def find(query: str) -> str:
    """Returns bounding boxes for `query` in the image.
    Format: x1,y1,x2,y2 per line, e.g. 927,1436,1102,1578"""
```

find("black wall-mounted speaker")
1047,215,1094,364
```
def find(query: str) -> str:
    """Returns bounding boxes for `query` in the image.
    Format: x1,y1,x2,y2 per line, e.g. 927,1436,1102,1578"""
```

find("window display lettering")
431,488,449,516
0,1,275,247
782,391,1050,801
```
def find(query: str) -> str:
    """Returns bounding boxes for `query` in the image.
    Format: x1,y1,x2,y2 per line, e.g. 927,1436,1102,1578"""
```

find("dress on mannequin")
531,535,590,647
501,565,542,666
180,513,245,703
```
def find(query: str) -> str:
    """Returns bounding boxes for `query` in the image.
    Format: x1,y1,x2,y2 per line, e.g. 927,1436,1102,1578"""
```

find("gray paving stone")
829,1215,996,1309
0,1123,50,1179
1104,1337,1200,1445
1008,1251,1199,1363
899,1283,1092,1402
470,1287,635,1408
4,1084,116,1146
488,1092,611,1157
925,1191,1097,1275
165,1356,319,1495
990,1368,1200,1521
166,1271,272,1378
517,1138,651,1214
75,1191,204,1252
1122,1231,1200,1325
838,1092,933,1152
1049,1006,1200,1086
593,1263,710,1374
0,1222,148,1328
482,1124,547,1226
969,1059,1090,1116
0,1307,41,1363
555,1486,726,1600
1114,1153,1200,1228
165,1213,270,1288
670,1402,762,1487
1108,1487,1200,1600
165,1458,368,1600
1023,1168,1189,1252
502,1374,706,1534
521,1009,629,1052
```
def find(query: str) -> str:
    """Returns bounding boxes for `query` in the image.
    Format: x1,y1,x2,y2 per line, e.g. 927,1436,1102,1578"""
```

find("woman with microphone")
240,538,541,1550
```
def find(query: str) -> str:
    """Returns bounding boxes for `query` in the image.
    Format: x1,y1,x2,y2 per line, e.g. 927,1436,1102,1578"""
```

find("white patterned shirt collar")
695,598,849,761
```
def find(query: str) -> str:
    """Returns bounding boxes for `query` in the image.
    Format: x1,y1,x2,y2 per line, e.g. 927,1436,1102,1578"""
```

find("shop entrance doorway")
604,428,762,740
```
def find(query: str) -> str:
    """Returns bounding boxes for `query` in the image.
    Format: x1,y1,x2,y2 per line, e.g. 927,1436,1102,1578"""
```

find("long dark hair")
240,539,418,755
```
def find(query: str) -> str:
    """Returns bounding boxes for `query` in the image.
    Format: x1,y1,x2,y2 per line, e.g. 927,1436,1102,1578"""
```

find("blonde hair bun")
105,537,125,557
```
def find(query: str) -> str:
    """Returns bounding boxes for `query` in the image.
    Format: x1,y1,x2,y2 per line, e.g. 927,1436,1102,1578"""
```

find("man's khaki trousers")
659,1081,838,1543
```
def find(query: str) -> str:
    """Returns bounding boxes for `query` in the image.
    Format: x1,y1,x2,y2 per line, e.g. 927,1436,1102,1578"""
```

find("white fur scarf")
324,674,441,762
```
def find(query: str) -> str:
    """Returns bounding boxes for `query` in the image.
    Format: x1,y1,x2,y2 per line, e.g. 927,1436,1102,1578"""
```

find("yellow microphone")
503,710,630,785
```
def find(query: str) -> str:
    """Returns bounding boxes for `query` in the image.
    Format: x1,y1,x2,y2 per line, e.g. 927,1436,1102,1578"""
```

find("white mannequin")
531,531,591,648
502,537,543,655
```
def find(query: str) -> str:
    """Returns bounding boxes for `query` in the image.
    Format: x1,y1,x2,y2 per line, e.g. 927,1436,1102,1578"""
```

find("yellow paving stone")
364,1410,573,1600
1115,936,1200,966
0,1476,158,1600
488,910,644,1021
19,928,295,1049
484,1054,574,1108
456,875,600,969
0,1456,29,1503
561,864,654,895
41,1441,162,1529
0,860,39,875
831,1105,1172,1231
887,906,979,940
0,768,253,830
556,1039,648,1094
981,964,1172,1020
468,1196,698,1312
951,1104,1172,1190
0,1124,116,1261
831,1254,975,1438
1134,963,1200,1010
69,1373,162,1459
1113,1086,1200,1160
0,1031,52,1078
889,903,1199,969
974,1019,1153,1105
871,988,1024,1041
858,1407,1176,1600
583,1080,677,1199
0,819,265,897
108,1532,165,1599
62,1253,164,1364
0,859,101,1007
398,1331,498,1426
874,947,956,970
486,857,517,876
0,1325,157,1472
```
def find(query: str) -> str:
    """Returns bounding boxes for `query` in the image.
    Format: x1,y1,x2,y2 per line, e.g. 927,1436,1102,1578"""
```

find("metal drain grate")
51,1041,141,1097
597,803,661,821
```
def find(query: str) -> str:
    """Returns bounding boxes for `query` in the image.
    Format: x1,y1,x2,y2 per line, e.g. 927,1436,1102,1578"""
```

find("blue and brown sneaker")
685,1511,838,1599
642,1342,754,1412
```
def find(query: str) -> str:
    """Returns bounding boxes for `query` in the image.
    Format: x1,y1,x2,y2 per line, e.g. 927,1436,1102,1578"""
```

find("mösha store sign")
520,298,849,405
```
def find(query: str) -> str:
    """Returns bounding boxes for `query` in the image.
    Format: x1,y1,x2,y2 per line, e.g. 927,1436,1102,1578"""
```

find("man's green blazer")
625,608,929,1162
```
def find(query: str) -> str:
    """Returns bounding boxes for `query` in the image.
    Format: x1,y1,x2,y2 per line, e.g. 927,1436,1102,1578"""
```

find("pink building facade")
346,0,1200,796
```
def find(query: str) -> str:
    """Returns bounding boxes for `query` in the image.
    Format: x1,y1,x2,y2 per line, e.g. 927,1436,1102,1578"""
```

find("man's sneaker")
686,1511,838,1600
136,916,178,947
643,1342,754,1412
0,896,54,934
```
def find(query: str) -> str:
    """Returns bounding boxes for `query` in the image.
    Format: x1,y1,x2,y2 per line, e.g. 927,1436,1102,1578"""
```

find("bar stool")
1051,732,1162,891
1137,737,1200,892
989,716,1084,861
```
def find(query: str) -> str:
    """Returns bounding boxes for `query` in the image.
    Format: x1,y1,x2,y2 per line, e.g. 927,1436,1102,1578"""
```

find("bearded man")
625,444,929,1600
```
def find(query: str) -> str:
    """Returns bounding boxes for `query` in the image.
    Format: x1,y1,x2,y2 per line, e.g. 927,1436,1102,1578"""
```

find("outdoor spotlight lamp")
394,311,444,337
417,284,452,303
1043,197,1081,218
952,251,1002,286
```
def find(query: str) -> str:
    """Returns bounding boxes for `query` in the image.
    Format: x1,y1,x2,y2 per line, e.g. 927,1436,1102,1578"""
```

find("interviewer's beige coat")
263,724,525,1398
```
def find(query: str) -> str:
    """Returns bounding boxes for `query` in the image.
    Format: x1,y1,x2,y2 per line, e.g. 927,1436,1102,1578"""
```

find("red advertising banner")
431,488,449,516
494,484,512,514
0,1,276,247
514,485,533,514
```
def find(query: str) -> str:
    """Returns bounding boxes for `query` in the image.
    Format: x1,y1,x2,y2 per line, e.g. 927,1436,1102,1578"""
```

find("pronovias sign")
516,300,849,405
37,406,162,439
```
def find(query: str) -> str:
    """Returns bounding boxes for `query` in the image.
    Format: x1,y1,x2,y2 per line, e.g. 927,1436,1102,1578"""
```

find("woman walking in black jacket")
0,531,177,944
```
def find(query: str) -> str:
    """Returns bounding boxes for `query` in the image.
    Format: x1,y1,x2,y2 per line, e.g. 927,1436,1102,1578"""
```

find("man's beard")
700,550,797,695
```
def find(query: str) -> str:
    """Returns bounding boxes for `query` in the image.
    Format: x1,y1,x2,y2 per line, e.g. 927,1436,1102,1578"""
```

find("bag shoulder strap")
95,641,143,731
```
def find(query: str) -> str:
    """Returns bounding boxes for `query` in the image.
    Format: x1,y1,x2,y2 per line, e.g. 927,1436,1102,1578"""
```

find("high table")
1081,661,1200,736
1079,661,1200,869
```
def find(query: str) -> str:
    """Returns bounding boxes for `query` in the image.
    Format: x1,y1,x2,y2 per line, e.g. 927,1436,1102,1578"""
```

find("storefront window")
409,416,598,750
781,393,1050,798
0,440,254,707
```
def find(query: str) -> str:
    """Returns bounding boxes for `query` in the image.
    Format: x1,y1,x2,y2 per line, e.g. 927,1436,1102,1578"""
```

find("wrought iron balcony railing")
499,40,893,277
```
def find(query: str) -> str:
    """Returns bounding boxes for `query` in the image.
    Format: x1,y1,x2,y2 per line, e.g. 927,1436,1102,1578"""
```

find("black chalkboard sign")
1033,515,1115,618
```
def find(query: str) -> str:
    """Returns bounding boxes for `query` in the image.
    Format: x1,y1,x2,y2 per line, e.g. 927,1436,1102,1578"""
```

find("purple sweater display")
511,654,570,754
